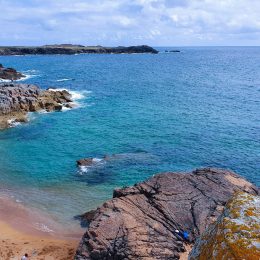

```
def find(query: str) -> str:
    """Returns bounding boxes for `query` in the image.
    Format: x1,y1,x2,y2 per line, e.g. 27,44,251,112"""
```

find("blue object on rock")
183,231,189,240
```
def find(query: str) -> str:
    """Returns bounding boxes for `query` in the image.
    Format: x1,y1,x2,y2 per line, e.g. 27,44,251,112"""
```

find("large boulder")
189,192,260,260
75,168,259,260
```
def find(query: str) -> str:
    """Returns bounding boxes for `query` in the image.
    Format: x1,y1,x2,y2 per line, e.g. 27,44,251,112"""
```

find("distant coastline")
0,44,158,55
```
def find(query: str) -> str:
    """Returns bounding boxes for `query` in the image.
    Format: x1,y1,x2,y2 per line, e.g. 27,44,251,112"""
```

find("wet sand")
0,195,83,259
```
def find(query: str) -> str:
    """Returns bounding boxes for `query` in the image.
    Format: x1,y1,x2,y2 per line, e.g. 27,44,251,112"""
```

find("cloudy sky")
1,0,260,46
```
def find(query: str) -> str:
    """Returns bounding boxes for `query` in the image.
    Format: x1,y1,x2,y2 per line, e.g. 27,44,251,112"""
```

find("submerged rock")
189,192,260,260
75,168,259,260
0,83,73,129
0,64,25,80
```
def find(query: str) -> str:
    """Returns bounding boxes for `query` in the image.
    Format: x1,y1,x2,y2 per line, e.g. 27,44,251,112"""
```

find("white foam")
48,88,90,101
7,118,21,128
93,158,102,163
56,78,72,82
37,110,48,114
17,74,37,81
79,166,89,174
34,222,54,233
0,78,10,83
61,106,71,111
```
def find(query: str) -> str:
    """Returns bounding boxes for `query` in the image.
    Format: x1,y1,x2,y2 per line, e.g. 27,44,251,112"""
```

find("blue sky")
1,0,260,46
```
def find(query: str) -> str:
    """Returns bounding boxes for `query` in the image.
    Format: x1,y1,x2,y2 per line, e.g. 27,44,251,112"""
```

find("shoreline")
0,194,83,259
0,220,78,260
0,194,84,240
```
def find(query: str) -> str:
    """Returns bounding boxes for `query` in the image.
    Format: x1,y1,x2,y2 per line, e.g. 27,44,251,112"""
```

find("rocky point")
0,83,73,129
75,168,259,260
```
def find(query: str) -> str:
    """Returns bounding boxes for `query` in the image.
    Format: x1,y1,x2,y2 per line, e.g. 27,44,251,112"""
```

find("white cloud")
0,0,259,45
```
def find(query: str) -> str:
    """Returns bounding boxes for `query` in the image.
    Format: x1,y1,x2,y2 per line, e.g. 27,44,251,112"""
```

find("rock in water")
75,168,259,260
0,64,25,80
77,158,96,167
189,192,260,260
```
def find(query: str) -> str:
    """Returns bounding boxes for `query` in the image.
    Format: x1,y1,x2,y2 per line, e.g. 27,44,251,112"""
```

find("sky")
0,0,260,46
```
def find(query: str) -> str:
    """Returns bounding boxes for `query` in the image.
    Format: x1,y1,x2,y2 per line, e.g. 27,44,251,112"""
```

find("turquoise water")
0,47,259,229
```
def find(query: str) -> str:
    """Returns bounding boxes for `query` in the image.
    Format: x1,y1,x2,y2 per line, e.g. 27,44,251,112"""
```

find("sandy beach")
0,195,83,260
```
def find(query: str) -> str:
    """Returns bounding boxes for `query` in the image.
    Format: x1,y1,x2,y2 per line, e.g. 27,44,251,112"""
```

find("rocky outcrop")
75,168,259,260
0,83,73,129
0,64,25,80
189,192,260,260
0,45,158,55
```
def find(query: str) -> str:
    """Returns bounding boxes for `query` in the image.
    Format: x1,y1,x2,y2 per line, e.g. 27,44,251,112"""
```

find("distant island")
0,44,158,55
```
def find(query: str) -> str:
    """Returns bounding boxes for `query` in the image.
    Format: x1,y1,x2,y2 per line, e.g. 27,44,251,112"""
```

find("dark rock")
75,210,97,228
75,168,259,260
0,64,25,80
77,158,95,167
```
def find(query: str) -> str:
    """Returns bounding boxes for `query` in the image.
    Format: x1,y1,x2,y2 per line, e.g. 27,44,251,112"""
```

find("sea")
0,47,259,235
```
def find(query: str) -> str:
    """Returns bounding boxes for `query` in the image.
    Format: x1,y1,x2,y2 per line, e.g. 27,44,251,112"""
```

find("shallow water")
0,47,259,232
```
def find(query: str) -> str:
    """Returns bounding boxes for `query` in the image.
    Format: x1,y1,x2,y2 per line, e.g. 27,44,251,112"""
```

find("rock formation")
75,168,259,260
0,83,73,129
0,64,25,80
189,192,260,260
0,45,158,55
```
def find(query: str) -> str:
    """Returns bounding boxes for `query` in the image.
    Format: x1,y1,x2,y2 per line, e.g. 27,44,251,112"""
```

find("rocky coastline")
0,83,74,129
0,67,259,259
0,44,158,55
0,64,25,81
75,168,259,259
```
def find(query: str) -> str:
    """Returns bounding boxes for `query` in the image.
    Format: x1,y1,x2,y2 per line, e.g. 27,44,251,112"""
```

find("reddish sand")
0,195,84,260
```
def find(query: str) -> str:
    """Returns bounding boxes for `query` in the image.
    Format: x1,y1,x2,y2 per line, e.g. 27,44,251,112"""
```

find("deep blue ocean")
0,47,259,231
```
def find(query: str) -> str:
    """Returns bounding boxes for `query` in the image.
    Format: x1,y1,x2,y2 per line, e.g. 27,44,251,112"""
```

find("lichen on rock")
189,192,260,260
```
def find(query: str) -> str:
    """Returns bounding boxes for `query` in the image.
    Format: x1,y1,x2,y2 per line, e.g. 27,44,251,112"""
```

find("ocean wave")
17,74,36,81
56,78,74,82
19,70,40,81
